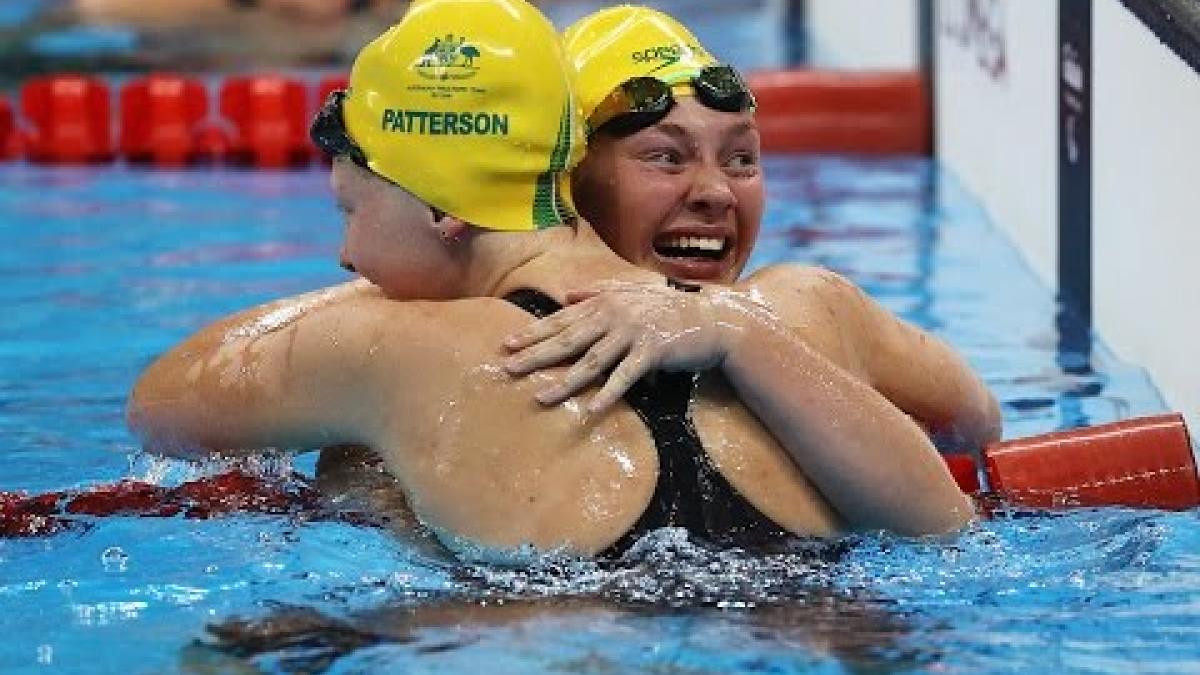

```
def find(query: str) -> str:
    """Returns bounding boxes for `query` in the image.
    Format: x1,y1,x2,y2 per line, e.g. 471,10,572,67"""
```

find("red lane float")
0,95,17,160
21,74,114,164
982,413,1199,509
942,414,1199,510
0,416,1194,538
6,68,937,164
120,73,210,166
0,470,332,538
748,70,930,156
220,75,312,168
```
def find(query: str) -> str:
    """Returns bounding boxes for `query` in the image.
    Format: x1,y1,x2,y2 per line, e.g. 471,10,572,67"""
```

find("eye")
724,151,760,175
640,148,684,169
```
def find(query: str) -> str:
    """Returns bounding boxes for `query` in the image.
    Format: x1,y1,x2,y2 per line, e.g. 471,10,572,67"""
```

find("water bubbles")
36,644,53,665
101,546,129,572
448,527,843,608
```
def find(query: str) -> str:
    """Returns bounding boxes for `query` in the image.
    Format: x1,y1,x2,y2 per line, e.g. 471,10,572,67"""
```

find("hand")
503,281,746,412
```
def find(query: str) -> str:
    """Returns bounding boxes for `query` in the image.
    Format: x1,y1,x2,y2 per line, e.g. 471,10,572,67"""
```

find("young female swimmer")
128,0,975,563
502,7,1001,456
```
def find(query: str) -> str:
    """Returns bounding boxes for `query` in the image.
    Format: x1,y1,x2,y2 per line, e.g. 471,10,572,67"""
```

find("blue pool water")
0,158,1197,674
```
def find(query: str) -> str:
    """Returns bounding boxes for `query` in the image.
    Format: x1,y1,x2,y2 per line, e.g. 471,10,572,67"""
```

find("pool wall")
803,0,920,69
931,0,1200,436
802,0,1200,436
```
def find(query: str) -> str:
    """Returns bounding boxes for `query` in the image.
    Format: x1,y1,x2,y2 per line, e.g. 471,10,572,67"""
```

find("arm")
127,280,387,458
708,289,975,535
760,265,1002,453
503,279,975,535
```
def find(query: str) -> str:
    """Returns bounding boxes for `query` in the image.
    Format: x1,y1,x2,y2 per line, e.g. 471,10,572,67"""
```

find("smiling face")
330,158,464,300
571,97,764,284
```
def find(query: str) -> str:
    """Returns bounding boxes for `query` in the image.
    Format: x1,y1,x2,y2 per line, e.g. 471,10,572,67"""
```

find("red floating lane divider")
315,74,349,103
21,74,114,164
0,94,16,161
942,453,981,494
2,418,1194,539
192,121,232,163
748,70,930,156
6,69,938,164
0,470,337,538
220,74,312,168
983,413,1199,510
120,73,210,167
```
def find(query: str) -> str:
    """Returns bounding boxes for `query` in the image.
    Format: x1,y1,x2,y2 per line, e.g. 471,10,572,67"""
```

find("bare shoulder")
733,264,873,374
323,294,541,358
737,267,999,446
738,264,868,314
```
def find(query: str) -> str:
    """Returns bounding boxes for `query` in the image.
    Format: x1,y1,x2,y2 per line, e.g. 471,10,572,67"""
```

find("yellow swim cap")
562,6,719,128
342,0,583,231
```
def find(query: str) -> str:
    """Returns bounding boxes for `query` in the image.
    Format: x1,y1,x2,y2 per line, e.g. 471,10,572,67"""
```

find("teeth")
662,236,725,252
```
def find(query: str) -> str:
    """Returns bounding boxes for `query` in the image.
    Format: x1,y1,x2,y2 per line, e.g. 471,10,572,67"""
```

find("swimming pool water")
0,158,1196,674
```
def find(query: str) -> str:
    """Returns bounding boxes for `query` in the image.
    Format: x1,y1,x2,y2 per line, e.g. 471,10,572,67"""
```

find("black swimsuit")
503,286,789,557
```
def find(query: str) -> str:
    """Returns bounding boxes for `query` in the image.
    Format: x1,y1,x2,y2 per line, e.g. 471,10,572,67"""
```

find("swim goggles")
310,89,370,169
310,90,448,220
587,65,756,136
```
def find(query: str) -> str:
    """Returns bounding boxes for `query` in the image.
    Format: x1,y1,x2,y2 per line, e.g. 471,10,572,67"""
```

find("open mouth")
653,235,731,261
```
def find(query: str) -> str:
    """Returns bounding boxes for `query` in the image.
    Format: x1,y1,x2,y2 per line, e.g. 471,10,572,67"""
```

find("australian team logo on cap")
416,34,482,81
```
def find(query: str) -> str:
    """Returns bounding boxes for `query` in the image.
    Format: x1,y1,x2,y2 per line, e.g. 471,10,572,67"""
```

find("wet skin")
572,98,764,285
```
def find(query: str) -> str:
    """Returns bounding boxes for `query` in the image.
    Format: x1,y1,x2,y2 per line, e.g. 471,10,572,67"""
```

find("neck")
469,220,659,300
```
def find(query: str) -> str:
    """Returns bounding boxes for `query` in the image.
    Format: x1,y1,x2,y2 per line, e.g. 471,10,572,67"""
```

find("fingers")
565,281,652,305
532,333,629,405
564,289,600,305
503,303,594,351
587,348,652,413
504,315,608,376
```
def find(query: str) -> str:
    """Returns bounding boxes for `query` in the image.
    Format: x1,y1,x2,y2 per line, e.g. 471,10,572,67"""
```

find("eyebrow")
649,120,760,143
723,121,759,139
648,123,690,142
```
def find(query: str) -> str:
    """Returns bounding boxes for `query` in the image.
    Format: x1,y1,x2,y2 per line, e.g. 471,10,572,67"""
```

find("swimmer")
502,7,1001,454
69,0,395,27
27,0,409,69
128,0,973,562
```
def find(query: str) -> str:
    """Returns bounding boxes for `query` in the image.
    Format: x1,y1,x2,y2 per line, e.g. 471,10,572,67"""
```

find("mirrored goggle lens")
588,77,674,135
621,77,673,114
693,65,756,113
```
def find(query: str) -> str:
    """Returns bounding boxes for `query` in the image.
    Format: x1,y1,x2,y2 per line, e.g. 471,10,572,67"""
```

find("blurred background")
0,0,804,86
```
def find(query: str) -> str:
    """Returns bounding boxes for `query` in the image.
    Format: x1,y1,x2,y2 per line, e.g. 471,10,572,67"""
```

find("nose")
686,163,737,218
338,244,356,273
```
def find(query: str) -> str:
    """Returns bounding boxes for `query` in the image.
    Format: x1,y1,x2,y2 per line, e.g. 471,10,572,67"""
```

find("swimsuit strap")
502,288,563,319
502,286,788,558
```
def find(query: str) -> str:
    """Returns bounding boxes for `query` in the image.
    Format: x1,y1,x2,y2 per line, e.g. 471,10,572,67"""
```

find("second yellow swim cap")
343,0,584,231
562,5,720,127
